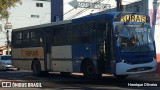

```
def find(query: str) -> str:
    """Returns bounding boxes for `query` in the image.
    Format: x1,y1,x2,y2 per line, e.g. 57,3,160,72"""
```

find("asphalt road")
0,70,160,90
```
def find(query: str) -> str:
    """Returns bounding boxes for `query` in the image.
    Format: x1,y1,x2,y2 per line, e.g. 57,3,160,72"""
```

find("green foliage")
0,0,21,19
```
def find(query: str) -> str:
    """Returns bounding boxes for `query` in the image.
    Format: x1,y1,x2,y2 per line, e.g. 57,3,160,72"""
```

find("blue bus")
11,12,157,79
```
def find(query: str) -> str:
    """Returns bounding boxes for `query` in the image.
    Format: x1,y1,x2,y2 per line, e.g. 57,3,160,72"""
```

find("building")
0,0,51,54
0,46,11,55
8,0,51,29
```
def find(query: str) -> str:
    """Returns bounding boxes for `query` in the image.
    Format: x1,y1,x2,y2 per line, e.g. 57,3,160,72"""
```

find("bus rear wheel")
32,60,41,76
82,60,101,79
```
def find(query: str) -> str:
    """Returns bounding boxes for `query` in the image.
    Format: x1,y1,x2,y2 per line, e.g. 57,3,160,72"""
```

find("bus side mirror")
40,38,43,43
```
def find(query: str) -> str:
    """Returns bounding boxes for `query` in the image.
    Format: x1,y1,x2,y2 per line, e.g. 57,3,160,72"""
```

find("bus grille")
127,67,153,72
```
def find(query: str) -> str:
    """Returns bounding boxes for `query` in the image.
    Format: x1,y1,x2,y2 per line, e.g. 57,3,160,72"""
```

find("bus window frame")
12,32,22,48
22,31,30,47
65,23,81,45
30,31,41,47
52,25,66,46
81,21,96,44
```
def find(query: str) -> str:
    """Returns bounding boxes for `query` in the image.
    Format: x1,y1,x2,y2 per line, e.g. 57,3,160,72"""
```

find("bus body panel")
119,52,155,64
72,44,97,60
72,44,97,72
12,47,45,71
51,45,73,72
116,59,157,75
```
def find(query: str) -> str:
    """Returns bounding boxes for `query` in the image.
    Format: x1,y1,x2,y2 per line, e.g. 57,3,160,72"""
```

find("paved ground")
0,70,160,90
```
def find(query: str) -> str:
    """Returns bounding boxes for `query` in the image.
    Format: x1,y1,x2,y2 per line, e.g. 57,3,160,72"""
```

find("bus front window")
115,23,154,52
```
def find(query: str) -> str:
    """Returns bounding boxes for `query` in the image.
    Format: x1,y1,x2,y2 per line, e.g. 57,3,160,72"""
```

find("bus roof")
12,12,149,32
72,12,117,23
72,12,149,23
12,20,72,32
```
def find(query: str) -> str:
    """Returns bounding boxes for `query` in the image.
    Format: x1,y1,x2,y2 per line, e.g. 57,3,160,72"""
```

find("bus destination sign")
115,14,149,23
22,48,44,58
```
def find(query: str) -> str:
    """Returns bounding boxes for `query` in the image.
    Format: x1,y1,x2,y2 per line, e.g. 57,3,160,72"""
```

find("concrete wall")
0,0,51,46
8,0,51,29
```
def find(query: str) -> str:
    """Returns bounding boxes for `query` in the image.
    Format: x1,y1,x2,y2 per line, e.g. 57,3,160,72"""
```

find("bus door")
107,23,116,74
43,30,52,71
96,20,111,73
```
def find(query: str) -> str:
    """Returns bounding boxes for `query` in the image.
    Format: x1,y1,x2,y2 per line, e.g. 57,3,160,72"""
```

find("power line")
44,0,113,23
65,0,107,20
122,0,142,4
46,0,141,23
63,0,87,15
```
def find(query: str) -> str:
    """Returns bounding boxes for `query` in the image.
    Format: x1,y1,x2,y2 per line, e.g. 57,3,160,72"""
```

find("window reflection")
115,23,154,52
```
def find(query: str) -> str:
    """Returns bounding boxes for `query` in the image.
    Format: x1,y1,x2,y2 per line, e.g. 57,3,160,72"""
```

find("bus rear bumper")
116,59,157,75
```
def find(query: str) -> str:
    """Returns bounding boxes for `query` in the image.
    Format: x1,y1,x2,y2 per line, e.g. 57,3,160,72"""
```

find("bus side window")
13,32,22,47
81,22,95,43
53,25,66,46
96,20,107,45
72,24,81,44
22,31,30,47
66,25,73,45
30,31,40,47
66,24,81,44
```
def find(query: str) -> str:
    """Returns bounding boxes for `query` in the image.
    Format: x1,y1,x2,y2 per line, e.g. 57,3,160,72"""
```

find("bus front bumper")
116,59,157,75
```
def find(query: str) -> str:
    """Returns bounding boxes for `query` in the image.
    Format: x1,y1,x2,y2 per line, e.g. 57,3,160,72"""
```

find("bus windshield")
115,23,154,52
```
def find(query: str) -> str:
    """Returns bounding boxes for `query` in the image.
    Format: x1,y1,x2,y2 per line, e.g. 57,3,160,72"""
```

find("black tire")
114,74,128,79
32,60,41,76
82,60,102,79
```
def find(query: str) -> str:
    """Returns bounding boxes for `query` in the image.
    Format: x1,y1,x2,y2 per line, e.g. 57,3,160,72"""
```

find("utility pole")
6,30,9,55
152,0,158,25
116,0,122,12
4,18,12,55
152,0,158,41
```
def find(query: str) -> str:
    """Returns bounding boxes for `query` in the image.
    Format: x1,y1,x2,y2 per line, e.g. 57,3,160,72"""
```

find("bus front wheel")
32,60,41,76
82,60,101,79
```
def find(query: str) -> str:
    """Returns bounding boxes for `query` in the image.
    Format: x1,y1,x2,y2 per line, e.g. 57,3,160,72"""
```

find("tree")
0,0,21,19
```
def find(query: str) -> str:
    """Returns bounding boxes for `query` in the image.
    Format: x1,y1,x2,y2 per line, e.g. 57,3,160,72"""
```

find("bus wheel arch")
31,58,38,70
81,58,90,72
31,58,41,76
81,58,100,79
